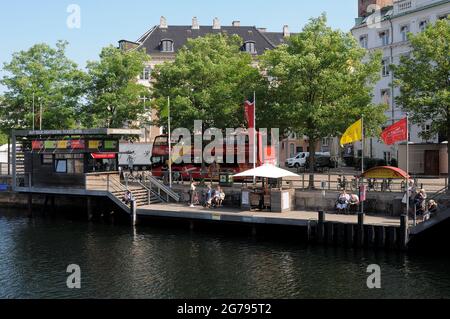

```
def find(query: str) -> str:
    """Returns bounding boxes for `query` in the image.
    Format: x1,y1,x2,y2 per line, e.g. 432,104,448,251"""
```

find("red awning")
91,153,116,159
362,166,410,179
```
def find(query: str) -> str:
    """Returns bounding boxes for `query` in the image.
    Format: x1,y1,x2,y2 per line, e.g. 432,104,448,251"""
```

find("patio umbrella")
233,164,300,179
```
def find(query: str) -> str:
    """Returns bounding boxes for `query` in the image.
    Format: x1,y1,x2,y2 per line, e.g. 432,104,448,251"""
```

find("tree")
0,41,86,132
261,15,386,188
152,34,266,131
392,19,450,180
82,46,150,128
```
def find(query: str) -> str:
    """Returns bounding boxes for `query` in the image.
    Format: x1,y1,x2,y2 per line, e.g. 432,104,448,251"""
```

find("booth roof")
233,164,300,179
362,166,410,179
12,128,142,137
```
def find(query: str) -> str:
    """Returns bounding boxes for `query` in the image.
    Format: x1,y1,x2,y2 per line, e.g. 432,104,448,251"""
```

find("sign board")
88,140,102,149
104,140,117,150
91,153,116,160
242,191,250,206
70,140,85,149
44,141,57,149
57,141,69,149
360,185,367,202
32,141,43,150
282,192,290,210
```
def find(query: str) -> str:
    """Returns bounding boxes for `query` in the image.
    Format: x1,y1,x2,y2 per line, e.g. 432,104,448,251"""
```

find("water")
1,209,449,299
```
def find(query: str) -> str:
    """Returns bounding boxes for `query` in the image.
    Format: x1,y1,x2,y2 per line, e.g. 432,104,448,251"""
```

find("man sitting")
336,191,351,214
348,193,360,214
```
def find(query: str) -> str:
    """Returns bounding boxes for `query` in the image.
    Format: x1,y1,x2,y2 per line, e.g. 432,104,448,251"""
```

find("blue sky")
0,0,357,92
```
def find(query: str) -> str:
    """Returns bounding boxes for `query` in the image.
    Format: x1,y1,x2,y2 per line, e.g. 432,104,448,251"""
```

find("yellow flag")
340,119,363,147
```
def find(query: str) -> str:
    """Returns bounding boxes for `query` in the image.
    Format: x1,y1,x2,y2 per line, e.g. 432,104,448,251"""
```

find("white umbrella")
233,164,300,179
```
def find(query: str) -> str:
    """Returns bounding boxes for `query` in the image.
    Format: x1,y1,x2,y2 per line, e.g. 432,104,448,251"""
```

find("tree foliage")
393,19,449,179
261,15,386,186
82,46,150,128
152,34,266,131
0,41,86,132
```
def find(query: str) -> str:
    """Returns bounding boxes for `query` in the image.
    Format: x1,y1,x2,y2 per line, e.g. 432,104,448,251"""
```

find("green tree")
261,15,386,187
82,46,150,128
392,19,450,180
0,41,86,132
152,34,266,131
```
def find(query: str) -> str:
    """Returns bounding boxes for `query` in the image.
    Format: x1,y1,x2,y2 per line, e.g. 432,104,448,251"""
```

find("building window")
381,89,391,106
381,58,390,77
359,35,368,49
419,20,428,32
379,30,390,46
41,154,53,165
160,39,174,52
438,13,449,20
243,41,257,54
423,124,431,134
322,138,329,147
400,25,409,42
55,154,84,174
140,67,151,80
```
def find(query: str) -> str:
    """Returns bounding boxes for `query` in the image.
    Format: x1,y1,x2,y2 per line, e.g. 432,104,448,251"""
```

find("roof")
12,129,142,137
233,164,300,179
127,25,291,56
362,166,410,179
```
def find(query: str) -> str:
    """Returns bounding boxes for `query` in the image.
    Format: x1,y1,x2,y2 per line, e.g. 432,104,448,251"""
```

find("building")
119,17,314,165
351,0,449,175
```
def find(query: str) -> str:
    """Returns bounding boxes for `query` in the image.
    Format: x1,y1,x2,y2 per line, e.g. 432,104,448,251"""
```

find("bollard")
356,213,365,247
399,215,409,250
130,200,137,226
317,211,326,243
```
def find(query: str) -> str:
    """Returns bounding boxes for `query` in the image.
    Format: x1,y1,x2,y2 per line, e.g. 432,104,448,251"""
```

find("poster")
44,141,57,149
88,140,102,149
57,141,69,149
282,192,290,210
104,140,117,150
242,191,249,205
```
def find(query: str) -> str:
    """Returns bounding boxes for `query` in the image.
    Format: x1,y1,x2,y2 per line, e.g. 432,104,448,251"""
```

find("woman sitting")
336,191,351,214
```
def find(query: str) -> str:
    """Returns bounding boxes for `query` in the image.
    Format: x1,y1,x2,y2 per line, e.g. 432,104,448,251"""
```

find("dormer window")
160,39,174,52
242,41,256,54
140,66,151,81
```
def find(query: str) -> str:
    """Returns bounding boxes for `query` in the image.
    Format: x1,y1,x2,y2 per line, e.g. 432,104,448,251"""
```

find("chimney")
232,21,241,27
192,17,200,29
283,25,290,37
160,16,168,29
213,17,221,30
258,28,267,33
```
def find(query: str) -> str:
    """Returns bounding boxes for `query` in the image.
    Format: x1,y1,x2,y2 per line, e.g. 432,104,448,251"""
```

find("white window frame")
359,34,368,49
418,19,429,32
400,24,409,42
379,30,390,46
381,58,390,77
381,89,391,106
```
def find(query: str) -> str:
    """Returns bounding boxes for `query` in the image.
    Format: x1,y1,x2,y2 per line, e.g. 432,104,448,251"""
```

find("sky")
0,0,358,93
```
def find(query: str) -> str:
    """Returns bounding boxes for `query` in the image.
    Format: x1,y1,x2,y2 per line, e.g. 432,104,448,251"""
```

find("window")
243,41,257,54
383,152,392,164
381,89,391,106
423,124,431,134
322,138,329,147
359,35,368,49
55,154,84,174
438,13,449,20
290,144,295,158
419,20,428,32
379,30,390,46
381,58,390,77
400,25,409,42
297,147,304,153
140,67,151,80
41,154,53,165
160,39,174,52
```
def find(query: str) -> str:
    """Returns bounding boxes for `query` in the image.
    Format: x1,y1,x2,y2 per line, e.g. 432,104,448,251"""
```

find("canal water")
1,209,449,299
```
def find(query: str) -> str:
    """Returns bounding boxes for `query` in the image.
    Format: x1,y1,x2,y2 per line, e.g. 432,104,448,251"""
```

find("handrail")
138,175,180,202
429,185,449,202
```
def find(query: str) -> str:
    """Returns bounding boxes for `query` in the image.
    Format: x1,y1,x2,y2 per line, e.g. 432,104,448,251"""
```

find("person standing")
190,181,197,208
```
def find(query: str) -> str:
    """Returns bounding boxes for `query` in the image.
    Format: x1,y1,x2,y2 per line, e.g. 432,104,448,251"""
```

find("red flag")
244,100,255,128
381,118,408,145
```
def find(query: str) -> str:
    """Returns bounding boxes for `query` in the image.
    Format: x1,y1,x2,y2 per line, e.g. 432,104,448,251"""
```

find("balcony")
394,0,442,15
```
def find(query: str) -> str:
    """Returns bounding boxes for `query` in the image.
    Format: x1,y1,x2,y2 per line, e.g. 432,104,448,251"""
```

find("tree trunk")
308,139,317,189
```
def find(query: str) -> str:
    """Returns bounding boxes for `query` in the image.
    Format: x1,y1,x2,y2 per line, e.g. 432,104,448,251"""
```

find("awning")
233,164,300,179
362,166,410,179
91,153,116,159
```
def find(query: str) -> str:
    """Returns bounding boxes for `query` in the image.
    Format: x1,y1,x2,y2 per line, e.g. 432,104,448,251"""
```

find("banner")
88,140,102,149
104,140,117,150
70,140,85,149
32,141,43,150
57,141,69,149
244,100,255,128
381,118,408,145
44,141,57,149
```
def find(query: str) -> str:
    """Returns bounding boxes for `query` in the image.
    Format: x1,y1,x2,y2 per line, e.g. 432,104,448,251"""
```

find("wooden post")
387,227,397,249
252,225,257,237
190,221,195,231
306,220,311,242
318,211,325,243
335,223,345,245
400,215,409,250
130,200,137,226
51,196,56,216
376,226,386,248
356,213,365,247
326,222,333,244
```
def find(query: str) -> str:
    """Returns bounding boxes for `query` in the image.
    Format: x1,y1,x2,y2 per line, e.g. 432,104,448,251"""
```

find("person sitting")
423,200,438,221
204,185,214,208
336,191,351,214
212,186,225,208
122,191,133,205
348,193,360,214
415,189,427,217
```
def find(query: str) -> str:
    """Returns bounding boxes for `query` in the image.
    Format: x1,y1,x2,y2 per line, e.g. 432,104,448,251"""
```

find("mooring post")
318,211,326,243
346,224,354,247
306,220,311,242
366,225,375,247
376,226,386,248
131,200,137,226
326,222,334,244
356,212,365,248
400,215,409,250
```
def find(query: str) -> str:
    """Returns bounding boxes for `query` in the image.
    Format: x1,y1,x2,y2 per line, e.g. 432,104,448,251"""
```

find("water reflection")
0,209,449,299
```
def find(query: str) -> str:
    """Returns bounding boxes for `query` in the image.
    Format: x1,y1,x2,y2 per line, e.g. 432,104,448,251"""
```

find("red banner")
32,141,43,150
381,118,408,145
70,140,85,149
244,100,255,128
91,153,116,159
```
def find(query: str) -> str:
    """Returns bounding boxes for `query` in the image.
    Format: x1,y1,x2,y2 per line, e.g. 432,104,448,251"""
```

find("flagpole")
361,116,365,216
406,113,412,225
168,96,173,189
253,91,256,184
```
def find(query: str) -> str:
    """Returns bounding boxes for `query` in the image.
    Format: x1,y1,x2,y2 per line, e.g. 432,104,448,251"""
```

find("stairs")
109,185,162,212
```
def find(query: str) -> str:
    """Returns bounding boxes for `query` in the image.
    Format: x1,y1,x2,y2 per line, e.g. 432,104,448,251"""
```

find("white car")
286,152,309,168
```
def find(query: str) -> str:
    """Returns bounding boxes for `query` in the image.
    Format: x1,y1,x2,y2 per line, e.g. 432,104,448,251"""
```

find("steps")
110,185,162,210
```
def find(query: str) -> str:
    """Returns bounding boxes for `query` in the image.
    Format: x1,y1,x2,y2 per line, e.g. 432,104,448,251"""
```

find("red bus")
150,134,270,180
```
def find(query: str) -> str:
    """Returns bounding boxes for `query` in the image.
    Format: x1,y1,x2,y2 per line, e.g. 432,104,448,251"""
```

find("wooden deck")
137,203,401,227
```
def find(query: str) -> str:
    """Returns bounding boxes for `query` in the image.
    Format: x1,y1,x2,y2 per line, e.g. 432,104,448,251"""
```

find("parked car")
286,152,309,168
305,154,333,170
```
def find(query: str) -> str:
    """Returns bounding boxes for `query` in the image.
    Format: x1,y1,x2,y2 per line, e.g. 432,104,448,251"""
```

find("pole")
39,100,42,130
168,96,173,189
361,116,365,215
32,93,35,131
406,114,412,225
253,91,256,184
